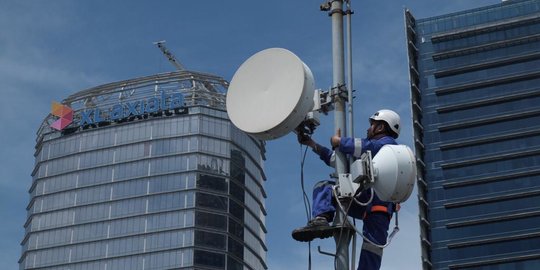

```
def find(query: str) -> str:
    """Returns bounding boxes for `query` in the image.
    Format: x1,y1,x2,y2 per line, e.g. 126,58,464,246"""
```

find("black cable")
300,145,312,220
333,193,355,270
299,144,312,270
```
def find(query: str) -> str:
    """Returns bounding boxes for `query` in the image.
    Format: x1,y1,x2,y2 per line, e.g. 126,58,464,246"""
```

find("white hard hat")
370,109,401,138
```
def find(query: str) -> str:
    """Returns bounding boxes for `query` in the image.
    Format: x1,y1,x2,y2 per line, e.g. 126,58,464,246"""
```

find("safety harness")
362,204,399,220
333,188,402,255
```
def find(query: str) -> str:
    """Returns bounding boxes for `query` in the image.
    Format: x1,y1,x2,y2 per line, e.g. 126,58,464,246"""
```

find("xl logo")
50,102,73,131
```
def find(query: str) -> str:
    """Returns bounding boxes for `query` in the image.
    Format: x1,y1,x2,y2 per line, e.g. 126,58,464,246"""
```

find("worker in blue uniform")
292,109,401,270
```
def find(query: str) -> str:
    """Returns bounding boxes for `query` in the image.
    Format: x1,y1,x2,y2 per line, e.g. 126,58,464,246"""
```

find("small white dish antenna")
227,48,315,140
372,145,416,203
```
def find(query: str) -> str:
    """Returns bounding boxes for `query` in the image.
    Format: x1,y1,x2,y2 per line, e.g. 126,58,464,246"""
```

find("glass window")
443,154,540,180
440,115,540,142
148,173,195,194
107,256,144,270
72,222,108,242
245,229,266,261
42,173,77,194
442,194,540,220
115,143,149,163
77,185,110,205
194,230,226,249
38,209,74,230
438,96,540,125
35,227,72,248
195,211,227,231
79,167,112,187
228,218,244,239
41,191,76,211
46,156,78,176
449,236,540,260
193,249,225,268
197,155,228,175
75,204,109,224
147,249,192,269
49,135,80,158
108,235,145,257
442,133,540,161
244,247,265,270
229,200,244,221
115,123,151,145
244,211,265,242
146,210,194,232
150,155,195,175
114,160,148,180
79,148,114,169
227,255,244,270
195,192,228,211
465,259,540,269
146,230,191,251
228,237,244,259
33,246,70,267
147,191,192,213
112,179,146,199
152,137,191,156
80,130,114,151
199,136,229,156
230,181,245,203
110,197,146,218
197,174,228,193
71,241,106,261
437,76,540,106
109,216,145,237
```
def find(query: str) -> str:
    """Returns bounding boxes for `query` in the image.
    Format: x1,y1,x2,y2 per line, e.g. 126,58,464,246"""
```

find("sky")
0,1,502,269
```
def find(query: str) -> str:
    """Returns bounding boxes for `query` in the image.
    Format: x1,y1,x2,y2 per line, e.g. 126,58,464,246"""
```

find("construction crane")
153,40,185,71
153,40,226,107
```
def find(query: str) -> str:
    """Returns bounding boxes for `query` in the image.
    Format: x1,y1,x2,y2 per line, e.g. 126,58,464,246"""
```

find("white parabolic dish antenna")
226,48,315,140
372,145,417,203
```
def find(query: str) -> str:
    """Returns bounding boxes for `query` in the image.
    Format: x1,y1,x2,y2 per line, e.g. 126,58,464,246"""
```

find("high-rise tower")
405,0,540,269
20,70,267,270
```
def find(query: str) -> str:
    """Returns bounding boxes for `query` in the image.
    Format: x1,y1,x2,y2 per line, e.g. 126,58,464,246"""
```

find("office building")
405,0,540,269
19,70,268,270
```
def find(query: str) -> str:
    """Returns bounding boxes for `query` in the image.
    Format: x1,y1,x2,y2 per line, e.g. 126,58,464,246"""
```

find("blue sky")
0,1,501,269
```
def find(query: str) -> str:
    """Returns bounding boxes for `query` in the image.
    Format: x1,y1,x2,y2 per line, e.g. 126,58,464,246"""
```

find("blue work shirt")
315,135,397,166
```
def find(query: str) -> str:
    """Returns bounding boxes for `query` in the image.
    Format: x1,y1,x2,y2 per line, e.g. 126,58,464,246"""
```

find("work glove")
331,128,341,149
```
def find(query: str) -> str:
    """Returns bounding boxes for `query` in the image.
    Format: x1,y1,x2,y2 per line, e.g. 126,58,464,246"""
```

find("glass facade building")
19,71,268,270
405,0,540,269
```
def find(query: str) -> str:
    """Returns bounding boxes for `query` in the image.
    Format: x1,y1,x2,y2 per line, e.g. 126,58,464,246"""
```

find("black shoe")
291,216,335,242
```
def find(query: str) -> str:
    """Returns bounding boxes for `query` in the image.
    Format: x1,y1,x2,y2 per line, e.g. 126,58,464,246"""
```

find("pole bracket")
318,246,337,258
328,8,346,16
330,83,349,100
320,0,346,16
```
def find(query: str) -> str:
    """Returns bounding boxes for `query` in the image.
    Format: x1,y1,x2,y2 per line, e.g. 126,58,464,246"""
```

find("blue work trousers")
312,180,390,270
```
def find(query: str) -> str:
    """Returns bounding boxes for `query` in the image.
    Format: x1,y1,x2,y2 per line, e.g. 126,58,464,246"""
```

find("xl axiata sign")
51,91,184,131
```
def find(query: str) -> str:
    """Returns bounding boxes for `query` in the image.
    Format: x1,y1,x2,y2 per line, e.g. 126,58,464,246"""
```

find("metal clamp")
320,0,346,15
330,84,349,100
320,91,334,115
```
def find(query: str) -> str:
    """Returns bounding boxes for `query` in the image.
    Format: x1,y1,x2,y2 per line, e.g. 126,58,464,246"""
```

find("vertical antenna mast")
345,4,356,270
153,40,186,71
321,0,353,269
345,1,354,141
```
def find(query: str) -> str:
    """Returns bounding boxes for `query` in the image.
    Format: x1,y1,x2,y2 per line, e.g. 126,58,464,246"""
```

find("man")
292,109,401,270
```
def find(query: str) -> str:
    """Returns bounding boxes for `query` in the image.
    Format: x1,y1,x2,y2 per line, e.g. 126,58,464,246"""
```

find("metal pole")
345,2,354,140
331,0,347,174
345,5,356,270
329,1,352,269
